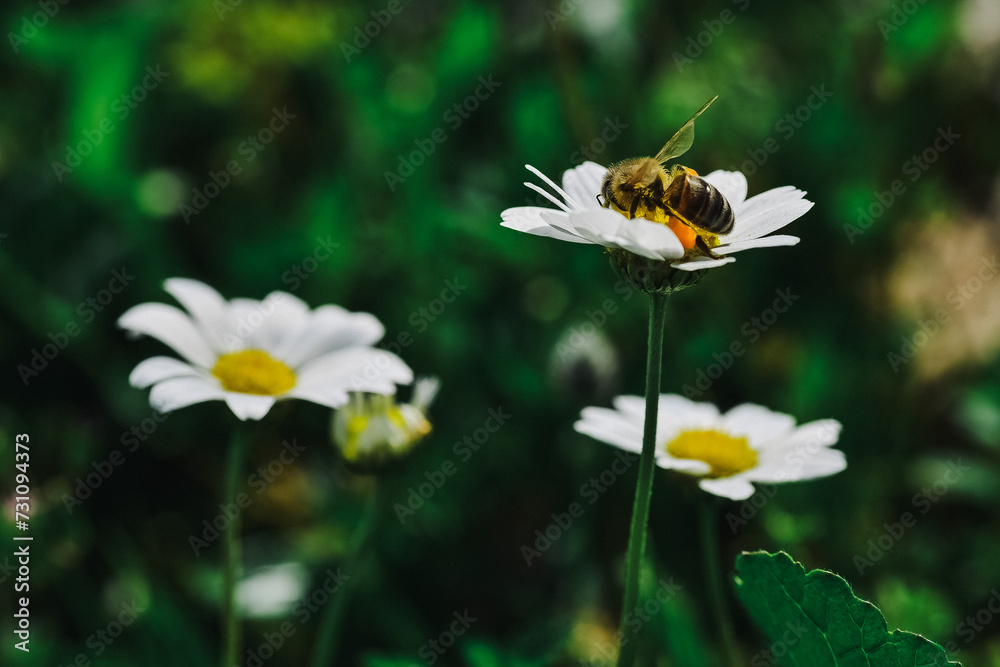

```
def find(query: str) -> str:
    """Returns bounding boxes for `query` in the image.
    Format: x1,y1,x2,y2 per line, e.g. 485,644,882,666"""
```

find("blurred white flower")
236,563,310,619
575,394,845,500
118,278,412,421
332,377,440,467
501,162,812,271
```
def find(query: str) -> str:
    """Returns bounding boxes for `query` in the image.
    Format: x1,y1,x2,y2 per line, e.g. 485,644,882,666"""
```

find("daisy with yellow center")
575,394,845,500
118,278,413,420
501,163,812,271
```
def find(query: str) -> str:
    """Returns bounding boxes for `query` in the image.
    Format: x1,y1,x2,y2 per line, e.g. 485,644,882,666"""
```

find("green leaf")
734,551,960,667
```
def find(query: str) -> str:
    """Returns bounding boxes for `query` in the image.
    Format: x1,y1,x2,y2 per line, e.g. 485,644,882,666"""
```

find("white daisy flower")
574,394,844,500
118,278,413,421
500,162,813,272
332,377,440,468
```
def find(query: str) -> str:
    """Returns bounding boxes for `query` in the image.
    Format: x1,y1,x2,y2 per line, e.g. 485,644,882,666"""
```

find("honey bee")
599,96,733,258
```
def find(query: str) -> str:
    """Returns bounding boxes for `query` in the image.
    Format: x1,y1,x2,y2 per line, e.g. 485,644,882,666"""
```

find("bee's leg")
696,235,723,258
628,195,641,219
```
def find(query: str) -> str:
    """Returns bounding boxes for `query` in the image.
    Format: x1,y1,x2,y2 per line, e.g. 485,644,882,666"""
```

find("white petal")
727,189,814,242
716,235,800,254
283,383,350,409
163,278,229,352
611,394,646,420
749,419,844,479
295,347,413,395
574,407,644,453
656,395,723,443
701,170,748,207
118,303,217,368
525,164,583,211
524,181,573,212
148,376,226,413
747,448,846,483
615,218,687,260
500,207,593,244
562,161,608,210
698,476,756,500
722,403,796,445
771,418,843,451
412,376,441,410
655,455,712,475
129,356,205,389
277,307,385,368
670,256,737,271
241,292,312,352
224,393,276,421
732,185,802,218
542,209,685,260
221,299,259,352
658,394,720,420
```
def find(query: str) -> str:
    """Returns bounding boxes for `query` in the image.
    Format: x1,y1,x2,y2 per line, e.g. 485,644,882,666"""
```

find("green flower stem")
223,429,245,667
310,480,383,667
698,497,741,666
616,292,668,667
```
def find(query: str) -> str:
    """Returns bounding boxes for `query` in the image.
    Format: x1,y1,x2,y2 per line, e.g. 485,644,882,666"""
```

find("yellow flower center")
211,349,295,395
665,429,757,478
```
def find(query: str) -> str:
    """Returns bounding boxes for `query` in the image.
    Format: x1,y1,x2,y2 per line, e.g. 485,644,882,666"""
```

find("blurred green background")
2,0,1000,664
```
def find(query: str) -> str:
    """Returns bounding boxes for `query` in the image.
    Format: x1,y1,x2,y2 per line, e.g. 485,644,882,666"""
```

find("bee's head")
599,171,615,208
600,158,663,210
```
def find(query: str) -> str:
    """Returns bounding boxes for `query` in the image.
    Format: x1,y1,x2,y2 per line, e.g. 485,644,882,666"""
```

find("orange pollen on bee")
667,217,698,250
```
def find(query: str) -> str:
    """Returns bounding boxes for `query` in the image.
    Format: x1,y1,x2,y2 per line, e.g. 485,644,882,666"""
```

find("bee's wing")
623,159,662,189
653,95,718,164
